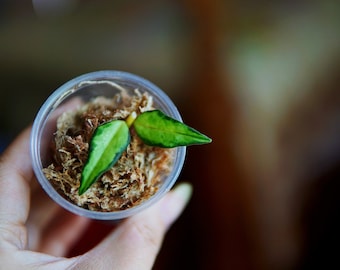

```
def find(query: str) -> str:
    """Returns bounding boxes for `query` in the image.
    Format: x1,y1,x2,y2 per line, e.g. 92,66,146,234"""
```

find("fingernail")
172,182,193,206
161,182,193,228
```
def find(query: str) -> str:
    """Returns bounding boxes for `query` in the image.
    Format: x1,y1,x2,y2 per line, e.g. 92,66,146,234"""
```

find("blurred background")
1,0,340,269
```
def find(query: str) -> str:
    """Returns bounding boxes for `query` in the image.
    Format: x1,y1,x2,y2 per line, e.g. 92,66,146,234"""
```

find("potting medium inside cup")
30,70,186,220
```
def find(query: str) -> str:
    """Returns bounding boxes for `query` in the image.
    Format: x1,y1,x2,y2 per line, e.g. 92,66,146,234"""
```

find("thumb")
74,183,192,270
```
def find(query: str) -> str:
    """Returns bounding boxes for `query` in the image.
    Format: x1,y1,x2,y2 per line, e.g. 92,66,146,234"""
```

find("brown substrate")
43,90,174,212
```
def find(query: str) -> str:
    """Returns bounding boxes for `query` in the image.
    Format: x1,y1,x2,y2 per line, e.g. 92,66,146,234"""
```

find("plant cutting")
79,109,211,195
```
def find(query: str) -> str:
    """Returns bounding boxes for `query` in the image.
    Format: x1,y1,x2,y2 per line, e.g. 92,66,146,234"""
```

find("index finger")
0,127,33,248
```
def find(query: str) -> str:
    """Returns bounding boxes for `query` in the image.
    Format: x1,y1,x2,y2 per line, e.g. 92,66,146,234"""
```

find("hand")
0,127,192,269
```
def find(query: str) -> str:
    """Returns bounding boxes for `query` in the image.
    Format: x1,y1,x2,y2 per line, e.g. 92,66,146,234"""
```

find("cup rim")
30,70,186,220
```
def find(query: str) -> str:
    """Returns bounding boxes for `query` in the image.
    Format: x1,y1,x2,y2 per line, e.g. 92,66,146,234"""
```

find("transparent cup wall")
31,71,186,220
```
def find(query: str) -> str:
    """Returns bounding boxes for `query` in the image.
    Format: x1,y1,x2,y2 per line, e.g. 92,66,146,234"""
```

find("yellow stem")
125,111,137,128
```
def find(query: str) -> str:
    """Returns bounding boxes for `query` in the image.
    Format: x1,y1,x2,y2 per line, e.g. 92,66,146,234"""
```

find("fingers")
26,182,91,256
0,127,33,249
36,209,91,257
74,183,192,270
26,184,61,251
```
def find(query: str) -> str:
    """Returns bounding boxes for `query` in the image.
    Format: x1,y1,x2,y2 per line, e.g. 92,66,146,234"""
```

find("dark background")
1,1,340,269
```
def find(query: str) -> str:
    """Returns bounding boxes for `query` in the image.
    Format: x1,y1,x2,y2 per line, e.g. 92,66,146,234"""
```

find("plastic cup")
30,70,186,220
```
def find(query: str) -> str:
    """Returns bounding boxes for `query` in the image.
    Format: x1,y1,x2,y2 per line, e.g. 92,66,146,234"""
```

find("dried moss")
43,90,174,212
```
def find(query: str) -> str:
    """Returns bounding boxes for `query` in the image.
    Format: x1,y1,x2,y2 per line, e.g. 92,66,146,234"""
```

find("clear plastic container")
30,70,186,220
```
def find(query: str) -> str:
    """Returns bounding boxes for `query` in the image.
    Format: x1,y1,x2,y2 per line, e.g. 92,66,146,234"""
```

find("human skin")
0,127,192,269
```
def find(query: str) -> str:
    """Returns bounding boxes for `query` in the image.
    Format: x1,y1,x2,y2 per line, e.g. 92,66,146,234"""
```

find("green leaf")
133,110,212,148
79,120,130,195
